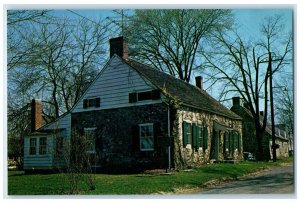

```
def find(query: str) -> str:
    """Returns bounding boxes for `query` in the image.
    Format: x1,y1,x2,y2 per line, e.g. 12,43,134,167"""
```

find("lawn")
7,157,293,195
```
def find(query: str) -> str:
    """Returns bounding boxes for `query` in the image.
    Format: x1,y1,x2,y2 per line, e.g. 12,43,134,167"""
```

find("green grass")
8,157,293,195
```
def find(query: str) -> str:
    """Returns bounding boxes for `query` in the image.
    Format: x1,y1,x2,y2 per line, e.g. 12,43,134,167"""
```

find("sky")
6,8,294,108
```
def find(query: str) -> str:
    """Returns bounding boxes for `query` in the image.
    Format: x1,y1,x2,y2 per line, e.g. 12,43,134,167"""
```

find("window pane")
84,128,96,152
139,124,154,150
39,137,47,155
29,138,36,155
88,98,96,107
138,91,152,101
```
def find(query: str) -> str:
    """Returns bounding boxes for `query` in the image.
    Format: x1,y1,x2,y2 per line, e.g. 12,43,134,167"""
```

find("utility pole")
269,52,277,162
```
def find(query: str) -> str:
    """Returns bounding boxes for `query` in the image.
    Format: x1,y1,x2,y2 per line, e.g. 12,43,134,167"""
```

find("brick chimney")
109,36,128,60
232,97,240,107
195,76,203,89
31,99,42,132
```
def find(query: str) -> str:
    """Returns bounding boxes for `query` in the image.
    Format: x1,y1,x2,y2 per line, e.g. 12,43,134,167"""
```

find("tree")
274,76,294,149
8,13,108,120
7,103,31,169
7,10,52,71
124,9,233,83
56,130,97,194
7,11,109,165
202,15,292,160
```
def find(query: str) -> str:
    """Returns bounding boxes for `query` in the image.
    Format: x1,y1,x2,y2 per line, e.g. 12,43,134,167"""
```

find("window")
83,98,100,109
199,126,203,148
233,132,240,151
128,89,161,103
138,91,152,101
139,124,154,151
29,138,37,155
225,131,240,152
39,137,47,155
84,128,96,153
183,121,192,146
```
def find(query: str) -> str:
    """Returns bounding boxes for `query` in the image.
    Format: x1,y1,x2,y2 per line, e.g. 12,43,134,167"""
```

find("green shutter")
237,132,240,151
153,122,161,149
131,125,140,152
230,130,234,152
95,97,100,107
129,92,137,103
203,126,208,150
233,132,239,151
224,131,229,150
183,121,189,146
83,99,88,109
192,123,198,150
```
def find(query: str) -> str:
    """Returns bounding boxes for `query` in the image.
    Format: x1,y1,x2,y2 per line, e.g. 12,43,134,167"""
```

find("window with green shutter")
233,132,240,151
83,98,100,108
183,121,191,146
192,123,199,150
199,126,203,149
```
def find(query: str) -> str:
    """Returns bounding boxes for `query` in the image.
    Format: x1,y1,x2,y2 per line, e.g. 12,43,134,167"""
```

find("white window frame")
84,127,97,154
139,123,154,151
39,137,48,155
29,137,37,155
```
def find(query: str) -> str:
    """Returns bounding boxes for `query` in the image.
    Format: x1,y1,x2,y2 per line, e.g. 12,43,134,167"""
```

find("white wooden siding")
42,113,71,138
23,136,54,170
72,56,162,113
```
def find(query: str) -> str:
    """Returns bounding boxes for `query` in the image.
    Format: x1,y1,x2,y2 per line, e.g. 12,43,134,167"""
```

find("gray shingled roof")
125,59,241,120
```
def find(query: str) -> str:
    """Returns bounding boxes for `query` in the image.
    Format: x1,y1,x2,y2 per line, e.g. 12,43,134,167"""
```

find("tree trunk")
255,125,264,161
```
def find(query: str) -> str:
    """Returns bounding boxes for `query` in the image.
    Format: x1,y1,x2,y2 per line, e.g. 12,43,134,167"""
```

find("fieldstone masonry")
71,103,170,172
173,106,243,168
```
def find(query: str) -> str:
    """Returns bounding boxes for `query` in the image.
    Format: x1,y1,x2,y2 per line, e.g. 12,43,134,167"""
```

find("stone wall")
71,103,170,172
173,106,243,169
231,104,290,161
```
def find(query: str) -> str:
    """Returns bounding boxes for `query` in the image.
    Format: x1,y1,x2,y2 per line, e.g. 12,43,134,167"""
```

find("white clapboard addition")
23,136,54,170
23,113,71,170
72,55,162,113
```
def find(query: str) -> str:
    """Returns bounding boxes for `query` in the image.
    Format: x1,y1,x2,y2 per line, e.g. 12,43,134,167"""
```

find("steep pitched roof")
124,58,241,120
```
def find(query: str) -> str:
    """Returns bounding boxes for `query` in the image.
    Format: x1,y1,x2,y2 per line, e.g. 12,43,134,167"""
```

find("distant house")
230,97,289,160
23,37,243,172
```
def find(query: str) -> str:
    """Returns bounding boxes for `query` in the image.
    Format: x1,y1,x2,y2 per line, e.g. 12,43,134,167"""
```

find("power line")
66,9,117,33
66,9,101,26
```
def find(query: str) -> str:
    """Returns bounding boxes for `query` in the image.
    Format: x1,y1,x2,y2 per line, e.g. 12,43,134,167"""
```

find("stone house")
23,37,243,172
230,97,289,160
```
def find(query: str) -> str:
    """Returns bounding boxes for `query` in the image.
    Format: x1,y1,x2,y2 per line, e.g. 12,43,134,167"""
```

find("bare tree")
202,15,292,160
7,103,31,169
274,76,294,144
8,15,108,119
55,127,107,194
123,9,233,83
7,11,109,166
